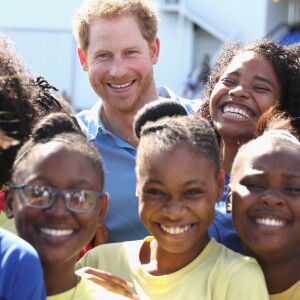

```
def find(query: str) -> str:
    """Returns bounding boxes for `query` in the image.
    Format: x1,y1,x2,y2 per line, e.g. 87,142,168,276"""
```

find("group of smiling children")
1,22,300,300
2,94,298,299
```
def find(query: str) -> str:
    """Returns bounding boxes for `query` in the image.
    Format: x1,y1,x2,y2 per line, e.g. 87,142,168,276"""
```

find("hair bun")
32,112,79,142
134,98,188,139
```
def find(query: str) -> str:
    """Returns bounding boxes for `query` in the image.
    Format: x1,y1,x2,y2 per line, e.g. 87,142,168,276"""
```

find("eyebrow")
144,178,206,185
253,75,276,88
27,176,94,187
242,172,300,180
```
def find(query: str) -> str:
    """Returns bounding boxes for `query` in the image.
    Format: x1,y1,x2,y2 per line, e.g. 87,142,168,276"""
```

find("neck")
220,134,255,173
101,106,139,147
140,235,209,276
42,261,78,296
256,256,300,294
220,139,241,174
100,88,159,148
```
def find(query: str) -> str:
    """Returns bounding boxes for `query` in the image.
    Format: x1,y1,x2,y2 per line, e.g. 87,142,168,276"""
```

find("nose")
162,197,186,220
45,193,70,216
260,191,284,207
228,84,250,99
109,57,128,78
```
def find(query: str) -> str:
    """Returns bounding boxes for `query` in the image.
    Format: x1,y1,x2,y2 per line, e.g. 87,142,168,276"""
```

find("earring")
226,193,232,213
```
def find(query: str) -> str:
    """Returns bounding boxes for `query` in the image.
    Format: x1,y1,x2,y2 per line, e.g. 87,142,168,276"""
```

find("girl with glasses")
5,112,126,299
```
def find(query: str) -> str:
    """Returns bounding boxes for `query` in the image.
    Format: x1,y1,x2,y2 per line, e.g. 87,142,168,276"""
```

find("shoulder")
208,240,269,298
75,101,103,139
209,239,262,273
270,281,300,300
0,229,46,300
76,240,141,270
157,85,203,114
0,228,39,259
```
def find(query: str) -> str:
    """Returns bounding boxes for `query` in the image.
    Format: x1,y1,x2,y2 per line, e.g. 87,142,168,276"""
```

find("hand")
76,267,138,299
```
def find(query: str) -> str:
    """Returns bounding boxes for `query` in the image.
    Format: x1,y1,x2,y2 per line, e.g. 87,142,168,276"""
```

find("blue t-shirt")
76,86,242,253
0,228,46,300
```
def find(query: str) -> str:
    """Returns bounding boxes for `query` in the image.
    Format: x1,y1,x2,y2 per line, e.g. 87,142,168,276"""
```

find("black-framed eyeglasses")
10,183,105,214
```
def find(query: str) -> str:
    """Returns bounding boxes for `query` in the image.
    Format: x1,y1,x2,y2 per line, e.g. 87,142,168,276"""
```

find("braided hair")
32,76,74,118
12,112,104,190
134,99,221,177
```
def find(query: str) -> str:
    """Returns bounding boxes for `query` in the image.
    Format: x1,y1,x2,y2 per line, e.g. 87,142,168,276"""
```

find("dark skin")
230,142,300,295
139,234,210,276
136,147,223,276
6,145,108,296
208,51,281,174
244,248,300,294
43,259,78,295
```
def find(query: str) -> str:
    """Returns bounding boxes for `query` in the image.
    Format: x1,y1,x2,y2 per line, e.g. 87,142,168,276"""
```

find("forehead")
225,51,274,74
233,141,300,178
88,14,145,47
15,142,93,178
138,146,215,176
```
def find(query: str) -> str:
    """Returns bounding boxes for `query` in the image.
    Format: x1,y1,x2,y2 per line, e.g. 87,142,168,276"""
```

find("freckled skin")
79,14,159,115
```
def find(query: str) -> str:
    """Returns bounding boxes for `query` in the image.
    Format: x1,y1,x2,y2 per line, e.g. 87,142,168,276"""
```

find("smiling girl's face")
209,51,281,143
136,146,224,264
230,140,300,261
7,142,107,265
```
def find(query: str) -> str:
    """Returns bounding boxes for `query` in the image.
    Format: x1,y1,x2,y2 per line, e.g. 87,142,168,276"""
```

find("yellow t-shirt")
270,281,300,300
0,211,8,226
47,277,126,299
0,216,18,235
76,237,269,300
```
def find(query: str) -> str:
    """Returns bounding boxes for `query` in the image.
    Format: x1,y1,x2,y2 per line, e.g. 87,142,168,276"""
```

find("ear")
150,37,160,65
135,177,139,197
4,190,15,219
216,169,225,202
78,48,88,71
98,193,108,225
226,185,232,213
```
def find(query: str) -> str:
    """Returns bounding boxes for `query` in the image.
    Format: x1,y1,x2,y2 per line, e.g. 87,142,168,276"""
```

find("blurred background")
0,0,299,111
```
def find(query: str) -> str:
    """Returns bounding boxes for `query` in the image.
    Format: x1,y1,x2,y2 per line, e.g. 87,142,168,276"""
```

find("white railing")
162,0,180,4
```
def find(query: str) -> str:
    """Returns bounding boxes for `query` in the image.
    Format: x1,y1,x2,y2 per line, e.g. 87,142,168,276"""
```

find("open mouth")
222,104,254,119
108,80,135,89
40,228,74,237
160,224,193,235
255,217,287,227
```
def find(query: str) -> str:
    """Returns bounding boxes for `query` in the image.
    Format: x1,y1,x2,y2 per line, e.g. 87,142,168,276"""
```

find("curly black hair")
0,34,76,189
0,34,38,188
199,38,300,137
135,99,221,177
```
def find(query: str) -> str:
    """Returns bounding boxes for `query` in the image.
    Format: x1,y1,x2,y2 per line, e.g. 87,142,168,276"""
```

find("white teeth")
223,106,251,119
256,218,285,227
40,228,73,237
110,81,132,89
160,224,191,235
